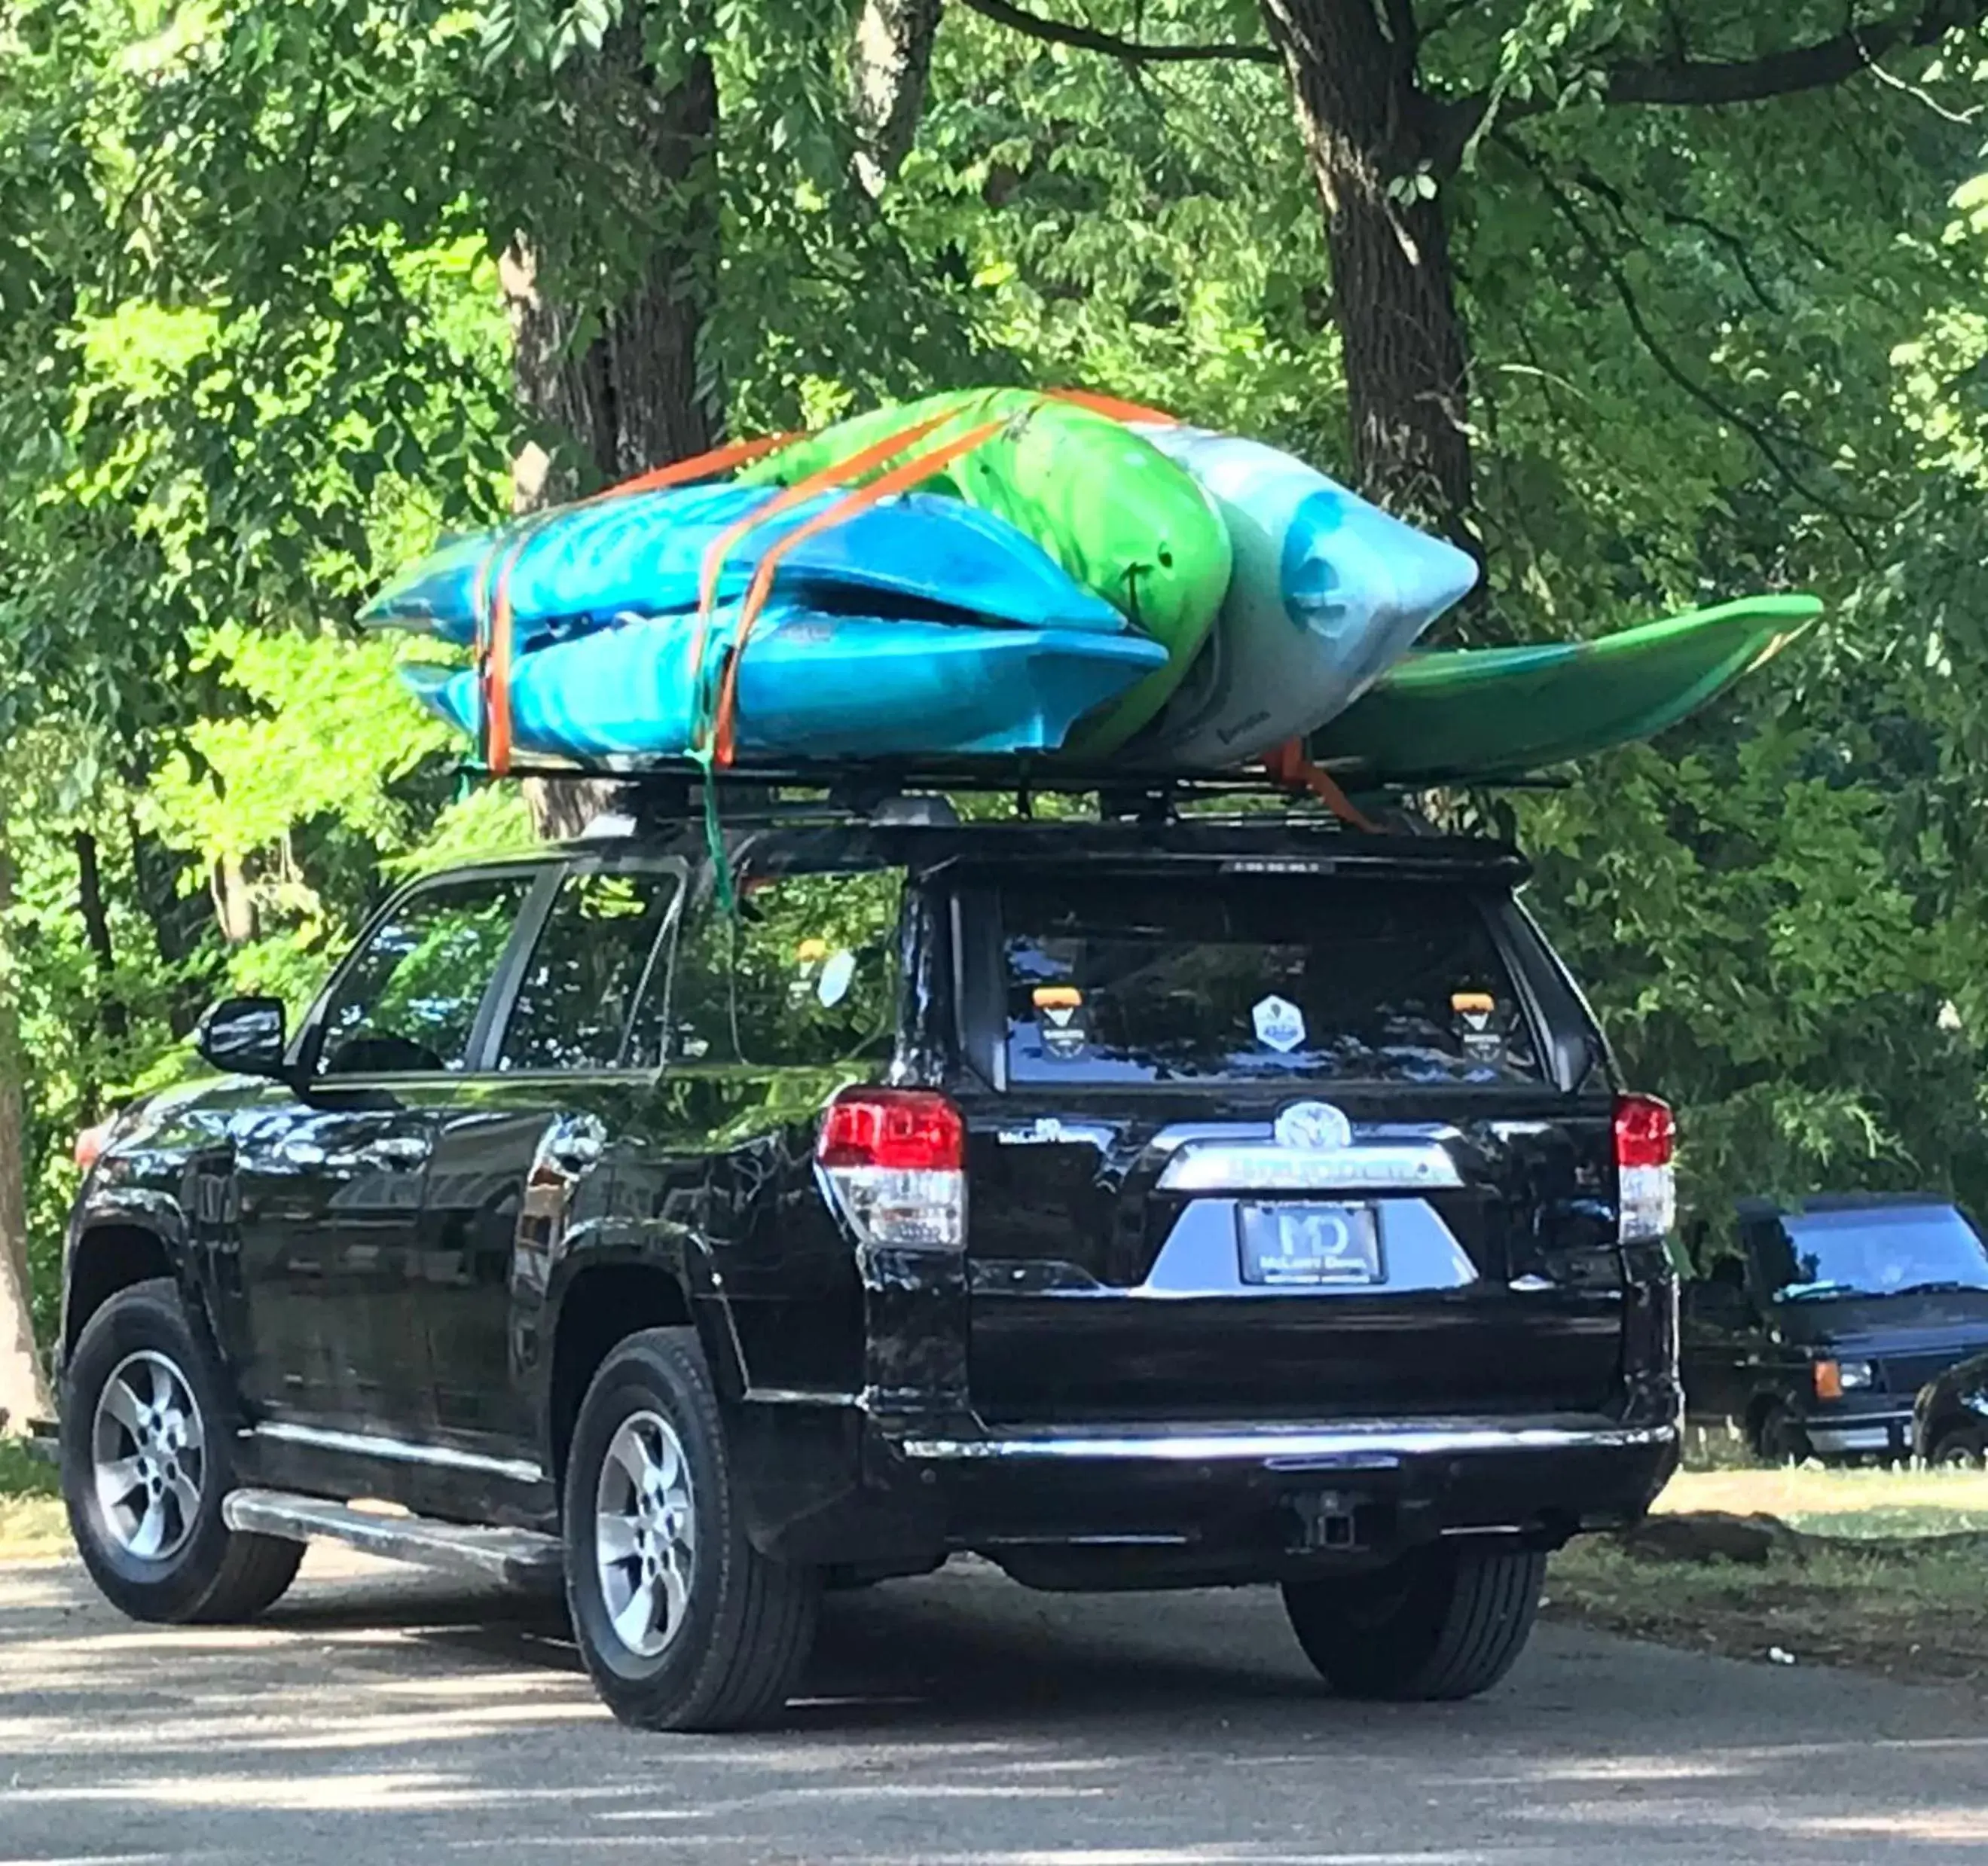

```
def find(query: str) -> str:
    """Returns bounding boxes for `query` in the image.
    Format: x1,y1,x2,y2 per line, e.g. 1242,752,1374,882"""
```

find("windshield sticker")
1253,994,1306,1054
1452,990,1504,1060
1033,985,1089,1058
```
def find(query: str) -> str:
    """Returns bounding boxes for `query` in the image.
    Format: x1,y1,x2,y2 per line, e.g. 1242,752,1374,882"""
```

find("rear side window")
1000,874,1539,1086
498,869,679,1072
661,869,904,1068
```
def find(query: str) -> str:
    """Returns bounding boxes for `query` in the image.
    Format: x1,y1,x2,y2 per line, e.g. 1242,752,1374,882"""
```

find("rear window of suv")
1001,873,1540,1086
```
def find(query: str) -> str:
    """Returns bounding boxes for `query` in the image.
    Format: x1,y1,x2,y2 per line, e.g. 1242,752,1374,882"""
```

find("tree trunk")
1259,0,1479,557
850,0,945,197
501,25,719,506
74,830,127,1065
0,832,51,1434
499,11,722,841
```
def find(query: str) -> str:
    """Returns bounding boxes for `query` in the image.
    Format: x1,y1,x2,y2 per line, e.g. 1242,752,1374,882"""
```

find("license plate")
1237,1203,1382,1287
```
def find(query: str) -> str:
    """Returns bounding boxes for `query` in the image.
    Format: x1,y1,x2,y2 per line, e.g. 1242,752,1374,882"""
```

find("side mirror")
196,996,289,1080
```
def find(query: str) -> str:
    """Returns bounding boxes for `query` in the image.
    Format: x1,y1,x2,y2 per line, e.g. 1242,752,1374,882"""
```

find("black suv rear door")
416,855,685,1458
950,860,1623,1425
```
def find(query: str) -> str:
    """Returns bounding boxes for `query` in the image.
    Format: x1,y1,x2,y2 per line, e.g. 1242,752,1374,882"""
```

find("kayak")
741,389,1232,754
401,603,1171,763
359,485,1122,645
1312,594,1823,786
1125,426,1479,768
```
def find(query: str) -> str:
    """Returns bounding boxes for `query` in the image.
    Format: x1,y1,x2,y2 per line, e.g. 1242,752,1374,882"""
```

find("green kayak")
1312,594,1823,786
741,388,1232,754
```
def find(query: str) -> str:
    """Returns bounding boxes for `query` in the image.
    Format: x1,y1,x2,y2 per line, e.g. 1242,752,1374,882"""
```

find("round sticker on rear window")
1253,994,1306,1053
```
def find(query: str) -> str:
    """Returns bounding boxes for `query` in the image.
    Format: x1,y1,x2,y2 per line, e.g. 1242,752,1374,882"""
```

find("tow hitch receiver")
1287,1489,1370,1551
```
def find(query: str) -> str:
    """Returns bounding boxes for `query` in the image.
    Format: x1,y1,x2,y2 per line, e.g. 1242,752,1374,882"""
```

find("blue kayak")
363,486,1125,644
402,603,1170,762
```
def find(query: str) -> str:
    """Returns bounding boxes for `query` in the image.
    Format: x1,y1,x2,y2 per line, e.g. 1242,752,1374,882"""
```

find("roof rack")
483,755,1415,832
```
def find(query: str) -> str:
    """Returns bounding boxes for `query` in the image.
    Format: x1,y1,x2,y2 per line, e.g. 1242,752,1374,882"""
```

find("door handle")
365,1134,431,1169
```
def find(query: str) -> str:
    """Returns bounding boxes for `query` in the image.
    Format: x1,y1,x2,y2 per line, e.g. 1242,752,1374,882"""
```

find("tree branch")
957,0,1279,63
1504,135,1880,565
1432,0,1979,168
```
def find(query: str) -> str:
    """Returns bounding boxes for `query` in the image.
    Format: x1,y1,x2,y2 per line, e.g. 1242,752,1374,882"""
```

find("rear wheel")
1928,1422,1987,1469
60,1279,302,1623
1283,1544,1546,1701
562,1327,819,1732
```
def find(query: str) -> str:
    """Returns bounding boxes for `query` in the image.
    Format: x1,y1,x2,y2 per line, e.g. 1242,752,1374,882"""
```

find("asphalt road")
3,1547,1986,1865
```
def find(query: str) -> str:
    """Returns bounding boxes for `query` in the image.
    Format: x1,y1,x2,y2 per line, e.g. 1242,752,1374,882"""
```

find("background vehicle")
1681,1194,1988,1462
1913,1351,1988,1466
45,780,1681,1730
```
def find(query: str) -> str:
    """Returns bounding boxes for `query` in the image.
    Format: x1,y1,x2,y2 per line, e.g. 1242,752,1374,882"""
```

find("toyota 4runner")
49,780,1681,1730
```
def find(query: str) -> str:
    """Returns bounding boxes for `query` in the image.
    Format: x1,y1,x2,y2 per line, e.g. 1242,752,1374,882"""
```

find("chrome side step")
222,1488,564,1593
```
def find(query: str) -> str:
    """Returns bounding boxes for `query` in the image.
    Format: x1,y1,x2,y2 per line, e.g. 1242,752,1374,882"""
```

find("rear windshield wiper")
1777,1280,1858,1302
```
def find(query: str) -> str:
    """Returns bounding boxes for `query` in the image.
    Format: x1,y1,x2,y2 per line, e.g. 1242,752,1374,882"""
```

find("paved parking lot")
3,1547,1987,1864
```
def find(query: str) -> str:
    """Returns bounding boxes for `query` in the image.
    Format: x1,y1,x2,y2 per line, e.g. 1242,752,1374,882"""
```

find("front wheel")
1756,1405,1813,1467
60,1279,302,1624
1928,1422,1987,1470
1283,1544,1547,1701
562,1327,819,1732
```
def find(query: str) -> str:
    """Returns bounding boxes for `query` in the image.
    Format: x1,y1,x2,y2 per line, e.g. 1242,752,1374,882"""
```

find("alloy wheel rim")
90,1349,206,1562
593,1409,697,1659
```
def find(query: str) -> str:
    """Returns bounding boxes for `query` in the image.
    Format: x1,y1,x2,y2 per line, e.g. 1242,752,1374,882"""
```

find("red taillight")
1614,1094,1675,1169
74,1122,113,1173
818,1089,963,1173
817,1089,966,1251
1614,1092,1676,1245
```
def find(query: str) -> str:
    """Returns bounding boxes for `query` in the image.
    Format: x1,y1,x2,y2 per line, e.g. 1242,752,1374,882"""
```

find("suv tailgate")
948,863,1624,1424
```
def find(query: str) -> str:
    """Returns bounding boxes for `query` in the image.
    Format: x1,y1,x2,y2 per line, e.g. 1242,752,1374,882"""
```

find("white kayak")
1126,426,1479,768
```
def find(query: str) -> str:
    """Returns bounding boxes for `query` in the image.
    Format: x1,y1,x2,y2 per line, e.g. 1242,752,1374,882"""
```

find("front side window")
499,869,679,1072
1001,873,1539,1086
661,869,903,1069
317,873,536,1076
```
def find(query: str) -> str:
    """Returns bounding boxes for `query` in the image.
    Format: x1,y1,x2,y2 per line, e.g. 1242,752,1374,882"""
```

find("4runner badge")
1252,994,1306,1054
1275,1101,1352,1151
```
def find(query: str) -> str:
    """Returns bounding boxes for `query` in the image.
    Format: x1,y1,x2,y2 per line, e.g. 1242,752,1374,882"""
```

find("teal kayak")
362,485,1123,644
404,603,1171,763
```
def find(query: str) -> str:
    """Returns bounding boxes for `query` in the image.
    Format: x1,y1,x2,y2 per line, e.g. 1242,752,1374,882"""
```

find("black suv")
1683,1195,1988,1463
49,789,1680,1730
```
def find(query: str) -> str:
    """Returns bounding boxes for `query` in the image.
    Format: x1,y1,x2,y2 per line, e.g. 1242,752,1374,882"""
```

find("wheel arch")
546,1260,704,1488
63,1222,180,1361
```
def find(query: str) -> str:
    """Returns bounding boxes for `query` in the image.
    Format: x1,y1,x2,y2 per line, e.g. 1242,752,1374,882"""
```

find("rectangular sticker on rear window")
999,874,1541,1086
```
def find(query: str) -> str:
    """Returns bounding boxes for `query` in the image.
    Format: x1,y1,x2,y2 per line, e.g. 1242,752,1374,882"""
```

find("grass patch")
1655,1464,1988,1538
1553,1461,1988,1690
1547,1538,1988,1690
0,1437,67,1562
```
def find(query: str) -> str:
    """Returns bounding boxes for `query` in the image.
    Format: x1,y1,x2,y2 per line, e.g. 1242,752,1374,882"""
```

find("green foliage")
3,0,1988,1344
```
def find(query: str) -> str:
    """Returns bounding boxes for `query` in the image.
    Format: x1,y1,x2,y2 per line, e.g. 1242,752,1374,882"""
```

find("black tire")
60,1278,302,1624
1928,1422,1987,1469
1756,1404,1812,1467
562,1327,819,1732
1283,1544,1547,1701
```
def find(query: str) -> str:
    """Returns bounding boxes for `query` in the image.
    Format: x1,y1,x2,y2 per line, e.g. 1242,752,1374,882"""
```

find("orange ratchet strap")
1049,388,1181,426
708,419,1009,767
1264,739,1379,833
